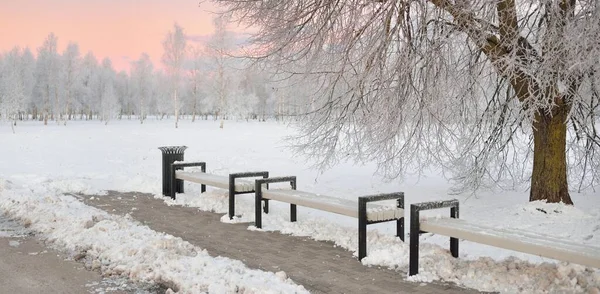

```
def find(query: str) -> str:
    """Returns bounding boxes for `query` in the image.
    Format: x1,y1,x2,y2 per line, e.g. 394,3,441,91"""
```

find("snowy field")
0,119,599,293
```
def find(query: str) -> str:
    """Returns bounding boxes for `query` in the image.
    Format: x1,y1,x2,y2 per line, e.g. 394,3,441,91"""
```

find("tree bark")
530,109,573,204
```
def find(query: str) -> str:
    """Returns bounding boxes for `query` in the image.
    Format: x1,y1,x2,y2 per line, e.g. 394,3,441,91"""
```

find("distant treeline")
0,32,309,126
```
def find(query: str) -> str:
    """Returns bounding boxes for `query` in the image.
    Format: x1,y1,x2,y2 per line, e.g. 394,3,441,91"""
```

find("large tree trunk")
530,109,573,204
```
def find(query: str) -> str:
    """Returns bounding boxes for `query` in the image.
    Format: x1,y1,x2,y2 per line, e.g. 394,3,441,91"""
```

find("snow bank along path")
0,179,307,294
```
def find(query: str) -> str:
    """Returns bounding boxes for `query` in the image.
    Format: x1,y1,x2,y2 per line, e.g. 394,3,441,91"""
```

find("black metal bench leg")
409,205,420,276
397,197,405,242
255,183,263,229
201,164,206,193
228,175,235,219
255,196,262,229
262,173,269,213
177,179,184,194
450,237,459,258
229,191,235,220
169,165,177,199
358,198,367,261
358,221,367,261
450,206,459,258
397,218,405,242
290,204,297,222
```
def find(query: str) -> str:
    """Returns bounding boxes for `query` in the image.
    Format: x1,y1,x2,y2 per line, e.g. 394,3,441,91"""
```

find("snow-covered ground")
0,119,599,293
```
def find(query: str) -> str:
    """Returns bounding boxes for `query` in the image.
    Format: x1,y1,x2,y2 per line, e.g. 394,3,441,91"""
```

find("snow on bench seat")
176,171,255,192
263,189,404,221
421,217,600,268
255,177,404,261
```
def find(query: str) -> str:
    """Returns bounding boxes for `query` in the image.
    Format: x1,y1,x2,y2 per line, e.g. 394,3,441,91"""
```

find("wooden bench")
169,161,269,219
252,176,405,260
409,200,600,276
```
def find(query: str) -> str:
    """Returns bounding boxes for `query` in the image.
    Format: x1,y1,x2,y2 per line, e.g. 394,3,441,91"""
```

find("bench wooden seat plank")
255,177,405,261
421,218,600,268
176,171,254,192
264,189,404,221
409,200,600,276
167,161,269,219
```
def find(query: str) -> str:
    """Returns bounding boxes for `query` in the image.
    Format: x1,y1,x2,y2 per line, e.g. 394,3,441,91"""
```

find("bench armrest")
255,176,297,190
410,199,459,231
172,161,206,172
411,199,459,212
230,172,270,190
358,192,404,209
230,171,269,179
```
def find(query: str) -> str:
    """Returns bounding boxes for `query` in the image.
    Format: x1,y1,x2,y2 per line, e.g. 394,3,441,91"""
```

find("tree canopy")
214,0,600,203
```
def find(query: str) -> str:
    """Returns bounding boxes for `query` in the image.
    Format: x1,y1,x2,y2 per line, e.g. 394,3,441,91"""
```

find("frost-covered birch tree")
0,48,26,132
115,71,132,119
131,53,154,123
207,15,235,128
101,82,119,124
214,0,600,204
20,48,35,120
61,42,81,124
239,65,271,121
187,46,207,122
154,71,172,118
34,33,60,125
80,52,99,120
162,23,187,128
99,58,119,124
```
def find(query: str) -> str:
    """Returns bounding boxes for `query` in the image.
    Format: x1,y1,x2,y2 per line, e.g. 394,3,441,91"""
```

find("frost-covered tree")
239,65,272,121
61,42,81,123
0,47,26,132
186,46,207,122
214,0,600,204
131,53,154,123
99,58,119,123
33,33,60,125
101,82,120,124
206,15,235,128
79,52,100,120
154,71,173,119
230,89,259,120
270,74,307,120
115,71,132,119
20,48,35,120
162,23,187,128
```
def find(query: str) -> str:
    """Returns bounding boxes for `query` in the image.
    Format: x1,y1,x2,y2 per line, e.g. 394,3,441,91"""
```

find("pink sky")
0,0,220,72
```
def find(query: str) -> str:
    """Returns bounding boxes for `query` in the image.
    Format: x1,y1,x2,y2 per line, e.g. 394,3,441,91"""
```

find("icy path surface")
0,212,29,238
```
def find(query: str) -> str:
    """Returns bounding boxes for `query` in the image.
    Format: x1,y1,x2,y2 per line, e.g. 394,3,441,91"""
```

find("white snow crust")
1,119,599,293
